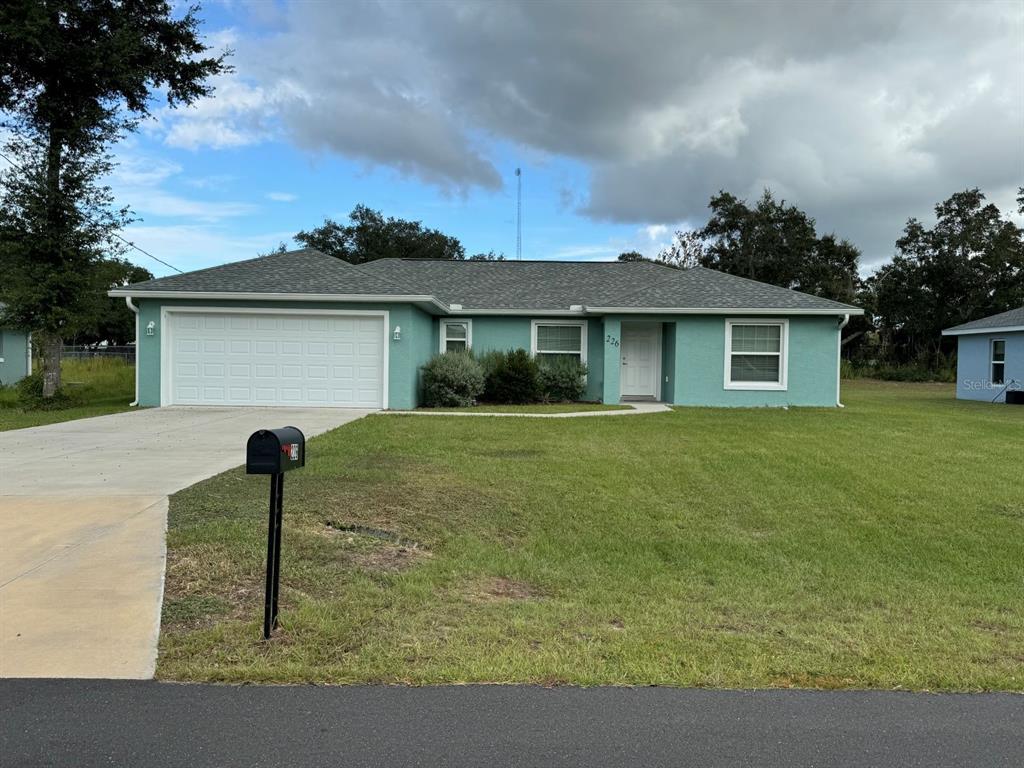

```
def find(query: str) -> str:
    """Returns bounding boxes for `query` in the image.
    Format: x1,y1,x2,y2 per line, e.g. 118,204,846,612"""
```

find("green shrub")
474,349,506,383
483,348,541,404
421,351,485,407
538,357,588,402
15,373,76,411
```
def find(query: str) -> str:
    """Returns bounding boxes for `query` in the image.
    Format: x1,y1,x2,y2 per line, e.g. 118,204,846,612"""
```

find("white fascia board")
446,307,586,316
583,306,863,316
106,289,863,318
942,325,1024,336
108,290,449,313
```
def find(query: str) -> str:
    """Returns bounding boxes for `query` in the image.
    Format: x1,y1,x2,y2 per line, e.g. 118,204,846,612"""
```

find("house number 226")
606,335,619,347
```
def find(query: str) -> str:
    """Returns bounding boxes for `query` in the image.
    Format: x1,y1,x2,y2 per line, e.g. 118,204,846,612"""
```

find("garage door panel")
169,311,384,408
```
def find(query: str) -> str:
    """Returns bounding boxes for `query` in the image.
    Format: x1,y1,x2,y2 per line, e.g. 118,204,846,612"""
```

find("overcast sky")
110,0,1022,275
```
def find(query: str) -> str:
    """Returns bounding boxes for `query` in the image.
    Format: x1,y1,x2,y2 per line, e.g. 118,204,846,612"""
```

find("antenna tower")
515,167,522,260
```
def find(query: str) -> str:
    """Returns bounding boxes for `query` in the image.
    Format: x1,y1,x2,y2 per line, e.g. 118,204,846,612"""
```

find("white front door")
620,323,660,398
165,310,386,408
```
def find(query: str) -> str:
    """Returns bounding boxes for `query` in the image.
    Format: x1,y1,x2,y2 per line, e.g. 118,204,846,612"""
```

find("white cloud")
644,225,668,242
266,191,297,202
144,2,1022,265
107,148,259,223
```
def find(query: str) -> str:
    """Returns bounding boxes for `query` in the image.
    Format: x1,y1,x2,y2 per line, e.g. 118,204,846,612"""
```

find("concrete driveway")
0,407,371,679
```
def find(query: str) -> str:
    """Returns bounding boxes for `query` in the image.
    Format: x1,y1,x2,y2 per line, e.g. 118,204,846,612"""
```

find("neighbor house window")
440,320,472,353
991,339,1005,385
531,320,587,365
724,320,788,390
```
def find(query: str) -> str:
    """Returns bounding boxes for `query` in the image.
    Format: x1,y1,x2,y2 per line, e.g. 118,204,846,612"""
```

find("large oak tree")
0,0,228,396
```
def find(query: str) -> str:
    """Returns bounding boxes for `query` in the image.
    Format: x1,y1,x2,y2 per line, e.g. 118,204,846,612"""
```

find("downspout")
126,296,140,407
836,313,850,407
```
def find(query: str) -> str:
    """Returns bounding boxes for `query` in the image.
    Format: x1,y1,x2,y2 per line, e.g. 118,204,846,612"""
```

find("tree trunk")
40,333,63,397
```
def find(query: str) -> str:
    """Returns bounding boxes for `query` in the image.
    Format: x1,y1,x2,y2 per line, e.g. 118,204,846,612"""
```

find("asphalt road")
2,680,1021,767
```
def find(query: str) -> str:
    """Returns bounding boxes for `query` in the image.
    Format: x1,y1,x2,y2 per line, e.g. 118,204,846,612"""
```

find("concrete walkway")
0,407,370,679
392,402,672,417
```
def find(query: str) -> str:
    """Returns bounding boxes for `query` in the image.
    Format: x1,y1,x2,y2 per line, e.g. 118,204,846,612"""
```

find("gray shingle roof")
116,248,402,296
114,249,861,314
357,259,859,312
943,306,1024,334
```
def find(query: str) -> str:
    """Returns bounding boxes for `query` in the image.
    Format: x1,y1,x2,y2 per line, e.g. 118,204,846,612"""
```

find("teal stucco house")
109,249,862,410
943,306,1023,402
0,304,32,387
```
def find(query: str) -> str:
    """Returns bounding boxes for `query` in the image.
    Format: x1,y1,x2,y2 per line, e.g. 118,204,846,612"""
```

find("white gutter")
125,296,140,407
584,306,864,316
836,313,850,408
941,325,1024,336
108,289,862,318
108,290,449,314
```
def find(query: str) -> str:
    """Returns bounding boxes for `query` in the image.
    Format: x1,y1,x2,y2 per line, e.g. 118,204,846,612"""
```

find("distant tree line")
635,187,1023,375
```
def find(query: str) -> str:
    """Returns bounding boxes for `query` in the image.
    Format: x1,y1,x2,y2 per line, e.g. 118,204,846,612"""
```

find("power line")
0,148,184,274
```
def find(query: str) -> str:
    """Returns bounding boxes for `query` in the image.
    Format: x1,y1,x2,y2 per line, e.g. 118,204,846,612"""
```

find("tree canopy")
71,258,154,346
864,188,1024,363
295,205,466,263
659,189,861,304
0,0,229,395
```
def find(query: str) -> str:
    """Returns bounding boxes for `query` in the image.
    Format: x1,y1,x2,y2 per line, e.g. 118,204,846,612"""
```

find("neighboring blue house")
0,304,32,387
943,306,1024,402
109,249,862,410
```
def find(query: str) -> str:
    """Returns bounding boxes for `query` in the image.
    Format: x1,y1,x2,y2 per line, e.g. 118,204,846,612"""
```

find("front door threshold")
620,395,660,403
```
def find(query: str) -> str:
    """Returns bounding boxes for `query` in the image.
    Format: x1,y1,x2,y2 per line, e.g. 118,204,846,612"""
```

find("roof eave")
942,325,1024,336
107,289,450,313
583,306,863,316
107,290,862,317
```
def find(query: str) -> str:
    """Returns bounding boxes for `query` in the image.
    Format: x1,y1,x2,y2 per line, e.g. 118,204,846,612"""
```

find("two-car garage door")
166,311,385,408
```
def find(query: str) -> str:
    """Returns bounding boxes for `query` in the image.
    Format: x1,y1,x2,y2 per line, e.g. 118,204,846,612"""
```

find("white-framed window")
991,339,1005,385
440,319,472,353
531,320,588,365
724,319,789,390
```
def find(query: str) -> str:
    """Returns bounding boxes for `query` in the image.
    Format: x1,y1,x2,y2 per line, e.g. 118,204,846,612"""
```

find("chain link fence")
61,345,136,364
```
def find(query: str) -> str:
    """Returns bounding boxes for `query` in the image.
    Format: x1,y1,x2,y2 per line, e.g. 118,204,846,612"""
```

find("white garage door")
166,311,385,408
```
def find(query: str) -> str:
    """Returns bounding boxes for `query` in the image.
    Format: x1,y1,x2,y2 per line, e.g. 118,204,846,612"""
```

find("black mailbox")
246,427,306,475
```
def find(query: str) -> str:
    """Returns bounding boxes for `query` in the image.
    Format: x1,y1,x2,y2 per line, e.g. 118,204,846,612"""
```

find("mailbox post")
246,426,306,640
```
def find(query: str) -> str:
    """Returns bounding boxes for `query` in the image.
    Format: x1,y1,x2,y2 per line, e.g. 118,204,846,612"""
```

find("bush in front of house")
421,351,485,407
538,357,588,402
483,348,541,404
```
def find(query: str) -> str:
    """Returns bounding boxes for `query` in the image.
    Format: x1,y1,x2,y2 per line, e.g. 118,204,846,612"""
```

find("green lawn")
0,358,135,431
157,381,1024,690
416,402,631,414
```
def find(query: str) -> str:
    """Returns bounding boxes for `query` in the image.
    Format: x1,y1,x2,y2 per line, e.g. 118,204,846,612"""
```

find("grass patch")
157,380,1024,690
416,403,631,413
0,358,135,431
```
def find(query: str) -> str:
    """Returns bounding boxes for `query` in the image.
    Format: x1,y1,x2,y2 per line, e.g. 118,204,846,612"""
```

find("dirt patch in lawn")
319,522,431,573
466,576,542,602
351,544,430,573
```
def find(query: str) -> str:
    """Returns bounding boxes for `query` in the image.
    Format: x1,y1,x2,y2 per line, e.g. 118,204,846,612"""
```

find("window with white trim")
531,320,587,365
724,320,788,390
440,319,472,353
991,339,1005,385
